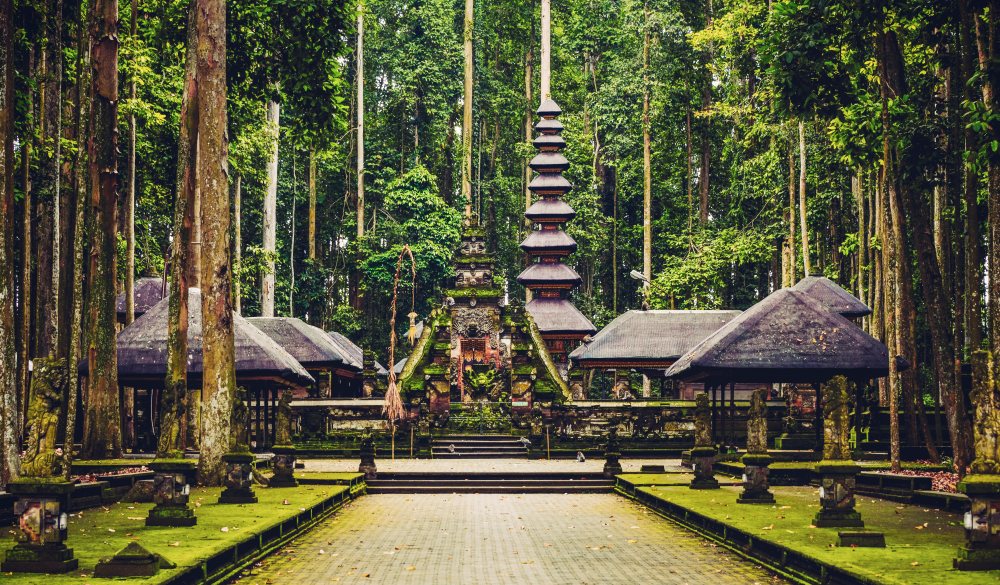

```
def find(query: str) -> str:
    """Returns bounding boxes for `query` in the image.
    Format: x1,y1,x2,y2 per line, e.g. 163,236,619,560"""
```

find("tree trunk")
18,49,32,432
540,0,550,100
195,0,235,485
961,0,983,352
35,0,64,359
308,147,317,260
697,0,713,226
798,120,811,276
641,1,651,285
0,0,19,487
976,5,1000,375
233,173,241,314
125,0,137,326
81,0,121,460
261,97,279,317
461,0,473,218
356,0,364,240
161,0,198,459
786,141,796,286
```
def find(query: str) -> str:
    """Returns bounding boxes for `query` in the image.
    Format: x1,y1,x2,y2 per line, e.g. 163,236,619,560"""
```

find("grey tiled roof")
520,230,577,252
525,198,575,219
517,263,582,286
526,298,596,335
247,317,347,370
116,276,167,321
792,276,871,318
325,331,388,376
569,310,741,365
665,288,889,383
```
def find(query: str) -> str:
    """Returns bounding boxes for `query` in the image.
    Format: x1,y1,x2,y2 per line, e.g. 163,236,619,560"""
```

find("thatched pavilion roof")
247,317,349,371
792,276,871,318
569,310,741,368
92,288,314,389
325,331,388,376
116,276,166,322
665,288,888,384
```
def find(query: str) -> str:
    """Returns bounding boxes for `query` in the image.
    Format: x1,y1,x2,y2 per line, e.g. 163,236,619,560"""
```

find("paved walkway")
234,494,781,585
300,458,687,474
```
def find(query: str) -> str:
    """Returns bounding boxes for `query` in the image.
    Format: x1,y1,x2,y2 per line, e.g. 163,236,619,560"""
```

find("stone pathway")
234,494,782,585
300,457,687,474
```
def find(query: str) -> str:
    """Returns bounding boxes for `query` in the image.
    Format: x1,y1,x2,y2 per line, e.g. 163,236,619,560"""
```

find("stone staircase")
366,472,613,494
431,435,529,459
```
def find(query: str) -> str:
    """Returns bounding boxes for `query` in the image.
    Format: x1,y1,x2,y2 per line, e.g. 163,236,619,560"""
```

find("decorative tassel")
407,311,418,345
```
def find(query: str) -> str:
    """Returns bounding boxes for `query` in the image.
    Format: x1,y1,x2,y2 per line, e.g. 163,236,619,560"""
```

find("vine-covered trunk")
81,0,121,460
0,0,19,487
162,1,198,459
195,0,234,486
261,97,279,317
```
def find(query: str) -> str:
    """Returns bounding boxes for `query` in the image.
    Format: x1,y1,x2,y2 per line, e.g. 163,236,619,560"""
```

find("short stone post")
145,460,197,526
603,424,623,477
954,350,1000,570
813,376,863,528
690,392,719,489
359,433,377,479
219,387,258,504
738,388,775,504
269,389,298,488
2,358,79,573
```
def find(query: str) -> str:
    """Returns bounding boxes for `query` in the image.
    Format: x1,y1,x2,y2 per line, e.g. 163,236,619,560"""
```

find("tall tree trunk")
798,120,811,276
461,0,473,218
81,0,121,459
356,0,364,240
697,0,712,226
976,4,1000,376
18,47,32,432
540,0,550,101
308,147,317,260
881,26,972,472
641,1,652,398
0,0,20,487
195,0,234,486
125,0,137,325
35,0,64,359
960,0,983,352
161,0,198,459
261,97,279,317
785,141,796,286
233,173,241,314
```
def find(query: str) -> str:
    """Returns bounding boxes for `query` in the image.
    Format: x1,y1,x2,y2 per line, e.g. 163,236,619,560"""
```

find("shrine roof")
526,298,596,335
325,330,388,376
792,276,872,318
116,276,167,322
247,317,348,371
520,230,577,253
517,263,582,286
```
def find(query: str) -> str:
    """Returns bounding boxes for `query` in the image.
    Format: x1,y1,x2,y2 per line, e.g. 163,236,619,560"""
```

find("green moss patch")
1,484,351,584
634,484,993,584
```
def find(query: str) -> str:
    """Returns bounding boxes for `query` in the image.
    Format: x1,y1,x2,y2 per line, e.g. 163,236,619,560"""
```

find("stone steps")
431,434,529,458
365,472,612,494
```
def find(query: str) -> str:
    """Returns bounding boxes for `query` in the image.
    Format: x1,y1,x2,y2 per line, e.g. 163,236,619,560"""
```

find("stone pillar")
359,434,377,480
690,392,719,489
813,376,863,527
269,389,298,487
2,358,79,574
219,387,258,504
145,460,197,526
738,388,774,504
362,349,377,397
603,425,623,477
954,350,1000,570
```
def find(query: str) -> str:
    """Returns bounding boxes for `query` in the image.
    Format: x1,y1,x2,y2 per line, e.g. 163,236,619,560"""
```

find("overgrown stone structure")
738,388,774,504
813,376,863,528
2,358,78,573
145,460,197,527
689,393,719,489
358,433,377,479
270,389,298,487
954,349,1000,570
603,424,623,477
219,387,258,504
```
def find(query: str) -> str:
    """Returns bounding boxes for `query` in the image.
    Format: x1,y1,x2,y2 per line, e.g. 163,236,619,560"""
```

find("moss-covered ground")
616,472,740,487
756,461,951,472
631,482,994,584
0,483,350,583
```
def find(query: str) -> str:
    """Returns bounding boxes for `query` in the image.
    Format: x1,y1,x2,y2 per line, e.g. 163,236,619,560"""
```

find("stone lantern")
146,461,197,526
689,393,719,489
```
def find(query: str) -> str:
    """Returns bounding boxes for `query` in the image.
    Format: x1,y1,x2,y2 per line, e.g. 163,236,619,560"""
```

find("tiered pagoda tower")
518,99,596,365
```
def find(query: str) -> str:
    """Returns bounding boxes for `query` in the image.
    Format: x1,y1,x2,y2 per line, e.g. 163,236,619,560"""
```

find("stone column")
738,388,774,504
219,387,258,504
690,392,719,489
603,424,623,477
954,350,1000,570
145,460,197,527
270,390,298,487
359,434,377,479
2,358,79,573
813,376,863,527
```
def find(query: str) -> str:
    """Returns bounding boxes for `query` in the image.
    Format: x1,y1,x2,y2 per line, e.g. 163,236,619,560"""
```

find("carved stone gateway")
689,393,719,490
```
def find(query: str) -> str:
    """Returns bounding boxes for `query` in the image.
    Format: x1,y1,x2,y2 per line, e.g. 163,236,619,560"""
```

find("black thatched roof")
247,317,348,371
526,298,596,336
569,310,742,367
792,276,871,318
325,331,388,376
665,288,889,383
116,277,166,322
100,288,314,389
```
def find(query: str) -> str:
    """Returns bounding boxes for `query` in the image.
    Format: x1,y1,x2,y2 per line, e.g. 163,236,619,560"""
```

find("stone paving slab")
233,493,782,585
300,457,687,474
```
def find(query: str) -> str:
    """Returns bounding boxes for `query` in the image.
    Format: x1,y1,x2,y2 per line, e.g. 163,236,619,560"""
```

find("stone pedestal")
94,542,175,578
954,475,1000,570
689,447,719,489
219,453,258,504
146,460,197,527
603,427,623,477
737,454,775,504
813,462,863,527
1,479,78,573
269,446,298,488
359,436,377,480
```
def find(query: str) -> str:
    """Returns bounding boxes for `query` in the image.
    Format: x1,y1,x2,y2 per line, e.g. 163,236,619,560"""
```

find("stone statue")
822,376,851,461
231,386,250,453
275,389,294,446
970,350,1000,474
22,357,67,478
359,433,377,479
746,388,768,455
693,392,712,448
